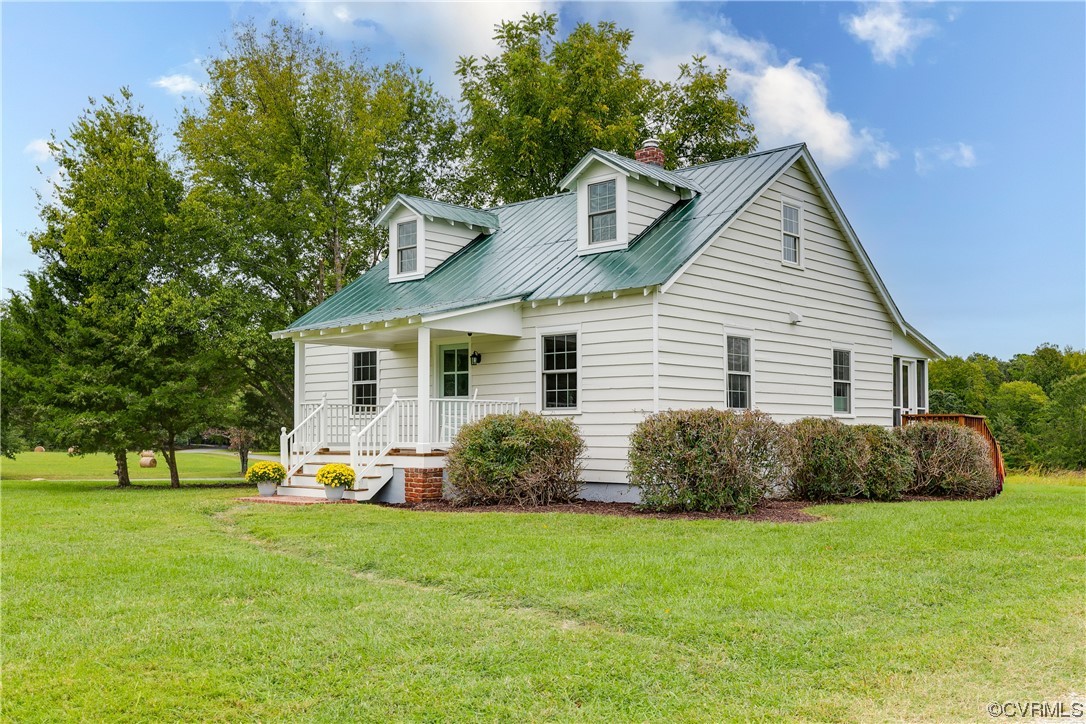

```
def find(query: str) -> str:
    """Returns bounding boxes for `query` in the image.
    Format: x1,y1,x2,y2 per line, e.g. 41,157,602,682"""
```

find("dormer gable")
559,144,700,255
374,194,498,282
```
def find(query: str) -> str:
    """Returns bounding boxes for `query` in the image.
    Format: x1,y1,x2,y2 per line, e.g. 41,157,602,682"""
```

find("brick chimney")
634,138,665,167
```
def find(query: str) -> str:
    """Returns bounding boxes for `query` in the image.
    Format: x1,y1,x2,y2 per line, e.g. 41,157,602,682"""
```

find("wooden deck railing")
901,413,1006,491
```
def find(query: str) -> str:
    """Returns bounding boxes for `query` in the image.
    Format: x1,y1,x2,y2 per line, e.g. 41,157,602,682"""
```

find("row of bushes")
446,410,998,513
631,410,999,512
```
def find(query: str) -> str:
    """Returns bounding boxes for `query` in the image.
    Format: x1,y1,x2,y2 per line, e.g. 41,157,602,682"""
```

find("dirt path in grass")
208,503,734,663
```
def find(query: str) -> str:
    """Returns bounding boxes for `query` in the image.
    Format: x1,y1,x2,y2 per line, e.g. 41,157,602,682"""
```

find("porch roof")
280,144,806,334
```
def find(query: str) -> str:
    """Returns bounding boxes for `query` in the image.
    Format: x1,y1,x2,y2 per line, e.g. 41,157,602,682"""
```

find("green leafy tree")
987,381,1048,468
929,356,990,414
456,13,757,204
1007,344,1070,395
12,89,233,486
1039,374,1086,468
179,21,459,421
650,56,757,167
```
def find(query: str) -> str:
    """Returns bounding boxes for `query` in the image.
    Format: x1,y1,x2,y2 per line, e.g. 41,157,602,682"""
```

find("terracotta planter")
324,485,345,502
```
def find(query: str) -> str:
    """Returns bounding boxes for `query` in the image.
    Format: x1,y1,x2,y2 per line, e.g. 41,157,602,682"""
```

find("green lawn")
0,450,249,481
3,476,1082,721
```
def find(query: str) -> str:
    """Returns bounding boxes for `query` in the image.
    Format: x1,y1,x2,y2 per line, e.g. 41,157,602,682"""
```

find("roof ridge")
486,190,574,212
675,143,807,173
396,192,490,212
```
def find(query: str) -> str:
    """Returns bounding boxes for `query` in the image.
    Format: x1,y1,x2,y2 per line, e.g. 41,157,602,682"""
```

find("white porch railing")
284,391,521,485
344,391,520,483
432,396,520,445
299,401,379,446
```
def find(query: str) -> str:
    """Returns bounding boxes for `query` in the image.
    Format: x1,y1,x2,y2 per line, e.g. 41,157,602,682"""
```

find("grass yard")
0,450,248,481
3,475,1083,721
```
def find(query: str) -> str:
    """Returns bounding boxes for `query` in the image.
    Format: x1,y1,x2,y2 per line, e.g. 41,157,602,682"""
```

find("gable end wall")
658,161,895,424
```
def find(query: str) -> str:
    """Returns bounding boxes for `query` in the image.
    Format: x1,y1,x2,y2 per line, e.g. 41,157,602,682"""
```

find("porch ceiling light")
470,351,482,366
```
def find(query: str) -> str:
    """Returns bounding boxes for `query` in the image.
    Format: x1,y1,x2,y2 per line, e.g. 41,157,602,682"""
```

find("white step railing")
281,394,328,480
349,392,403,485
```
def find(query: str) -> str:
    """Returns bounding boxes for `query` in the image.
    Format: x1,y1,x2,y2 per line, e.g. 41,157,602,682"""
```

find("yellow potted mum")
246,461,286,497
316,463,355,501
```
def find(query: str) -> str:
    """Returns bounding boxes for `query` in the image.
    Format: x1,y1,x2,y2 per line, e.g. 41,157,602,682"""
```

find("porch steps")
279,452,394,502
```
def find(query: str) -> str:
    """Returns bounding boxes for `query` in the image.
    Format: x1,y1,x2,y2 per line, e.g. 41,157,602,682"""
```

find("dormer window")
588,180,617,244
396,220,418,274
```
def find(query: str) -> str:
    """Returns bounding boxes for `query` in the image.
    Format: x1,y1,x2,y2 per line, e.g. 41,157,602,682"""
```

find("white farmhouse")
272,141,943,502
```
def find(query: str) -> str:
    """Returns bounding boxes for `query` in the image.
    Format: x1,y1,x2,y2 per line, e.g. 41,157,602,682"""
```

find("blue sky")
3,1,1083,358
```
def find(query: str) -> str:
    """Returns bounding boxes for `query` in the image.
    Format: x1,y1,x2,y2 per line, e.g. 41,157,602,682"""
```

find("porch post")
416,326,432,453
294,339,306,427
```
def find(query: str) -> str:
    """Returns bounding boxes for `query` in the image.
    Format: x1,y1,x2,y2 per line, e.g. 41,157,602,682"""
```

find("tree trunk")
163,437,180,488
114,450,131,488
239,445,250,475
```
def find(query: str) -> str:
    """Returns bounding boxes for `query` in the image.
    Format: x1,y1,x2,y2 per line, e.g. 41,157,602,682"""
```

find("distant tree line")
0,15,757,484
929,345,1086,470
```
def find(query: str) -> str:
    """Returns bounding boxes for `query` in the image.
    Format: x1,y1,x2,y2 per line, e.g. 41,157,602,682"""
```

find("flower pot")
257,481,278,497
324,484,345,501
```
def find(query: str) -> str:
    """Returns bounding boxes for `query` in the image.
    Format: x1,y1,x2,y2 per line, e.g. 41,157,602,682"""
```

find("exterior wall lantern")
470,351,482,366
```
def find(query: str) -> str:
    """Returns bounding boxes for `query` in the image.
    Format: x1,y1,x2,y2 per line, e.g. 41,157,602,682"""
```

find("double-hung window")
782,202,801,264
541,333,578,411
396,220,417,274
352,351,378,411
725,335,752,409
588,180,617,245
832,349,852,414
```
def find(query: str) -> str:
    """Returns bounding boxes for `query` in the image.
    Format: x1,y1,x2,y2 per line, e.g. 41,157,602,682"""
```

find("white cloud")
618,9,896,170
914,142,977,174
23,138,51,162
844,2,936,66
284,1,547,95
152,73,204,96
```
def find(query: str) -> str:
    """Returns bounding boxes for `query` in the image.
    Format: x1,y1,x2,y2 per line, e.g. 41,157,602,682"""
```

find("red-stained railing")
902,413,1006,491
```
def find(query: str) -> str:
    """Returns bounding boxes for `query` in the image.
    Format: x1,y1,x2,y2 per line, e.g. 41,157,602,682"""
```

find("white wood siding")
658,160,896,425
302,344,351,405
424,222,478,275
627,178,678,240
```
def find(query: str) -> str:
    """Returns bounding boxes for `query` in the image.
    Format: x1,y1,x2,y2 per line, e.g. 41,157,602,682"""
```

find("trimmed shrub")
788,418,867,501
855,425,914,501
629,408,791,514
446,412,585,506
897,422,999,498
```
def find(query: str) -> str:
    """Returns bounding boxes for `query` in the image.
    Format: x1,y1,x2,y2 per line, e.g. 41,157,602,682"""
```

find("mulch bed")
393,499,822,523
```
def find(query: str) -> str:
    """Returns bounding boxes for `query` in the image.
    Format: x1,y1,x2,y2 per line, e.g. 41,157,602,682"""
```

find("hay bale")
140,450,155,458
139,456,157,468
33,446,45,453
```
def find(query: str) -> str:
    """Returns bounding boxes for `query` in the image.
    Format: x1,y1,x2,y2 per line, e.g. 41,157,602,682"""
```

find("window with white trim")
352,351,378,411
396,220,417,274
588,180,617,244
541,333,578,410
832,349,852,414
782,202,801,264
725,335,752,409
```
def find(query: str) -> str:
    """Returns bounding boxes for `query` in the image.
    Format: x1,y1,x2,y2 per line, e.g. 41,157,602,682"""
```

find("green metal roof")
374,193,499,230
559,147,703,194
284,144,806,333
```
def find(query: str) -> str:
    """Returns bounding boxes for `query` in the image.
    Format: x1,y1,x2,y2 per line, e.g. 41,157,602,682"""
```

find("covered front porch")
274,300,525,500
